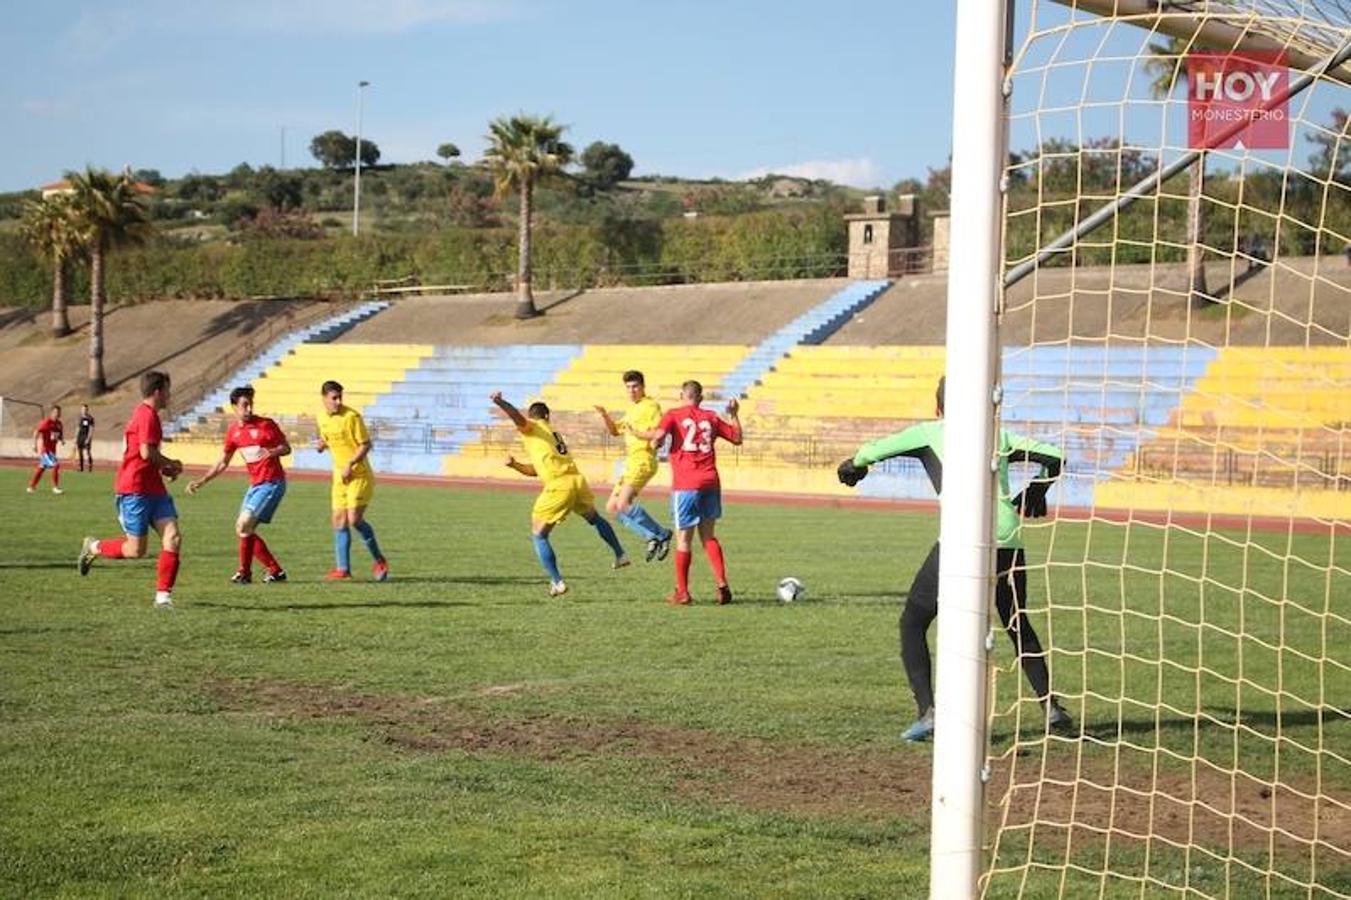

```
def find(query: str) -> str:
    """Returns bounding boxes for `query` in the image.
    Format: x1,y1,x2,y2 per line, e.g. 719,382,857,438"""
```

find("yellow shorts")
532,474,595,525
614,456,657,494
331,475,374,510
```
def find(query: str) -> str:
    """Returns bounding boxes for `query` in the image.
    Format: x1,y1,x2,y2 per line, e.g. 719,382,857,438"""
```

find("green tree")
1145,36,1209,303
580,141,634,190
311,130,356,169
1307,107,1349,181
437,142,461,164
20,193,82,337
482,114,574,318
64,167,151,395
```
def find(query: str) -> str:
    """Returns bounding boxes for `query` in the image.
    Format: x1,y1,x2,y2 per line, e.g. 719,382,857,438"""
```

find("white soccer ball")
776,576,805,603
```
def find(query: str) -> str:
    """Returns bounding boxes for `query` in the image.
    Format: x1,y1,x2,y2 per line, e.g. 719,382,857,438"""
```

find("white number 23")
679,418,713,453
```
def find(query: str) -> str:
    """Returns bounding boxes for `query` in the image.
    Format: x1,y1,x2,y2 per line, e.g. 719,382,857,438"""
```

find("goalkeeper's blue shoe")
901,708,935,743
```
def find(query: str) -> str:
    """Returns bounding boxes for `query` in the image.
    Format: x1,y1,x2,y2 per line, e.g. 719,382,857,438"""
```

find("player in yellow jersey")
594,370,673,563
315,380,389,582
491,391,629,596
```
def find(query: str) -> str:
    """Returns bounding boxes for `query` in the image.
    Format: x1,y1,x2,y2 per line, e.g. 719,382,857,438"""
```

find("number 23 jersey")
654,404,740,491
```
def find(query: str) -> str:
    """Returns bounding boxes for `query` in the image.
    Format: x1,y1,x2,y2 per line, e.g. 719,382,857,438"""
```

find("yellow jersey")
318,405,374,480
621,396,662,461
521,418,580,484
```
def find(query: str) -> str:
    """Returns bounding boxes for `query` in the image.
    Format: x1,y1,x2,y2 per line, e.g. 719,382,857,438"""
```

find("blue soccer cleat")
901,708,935,743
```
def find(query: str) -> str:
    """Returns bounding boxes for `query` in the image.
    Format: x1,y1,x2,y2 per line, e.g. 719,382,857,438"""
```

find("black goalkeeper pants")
899,542,1052,716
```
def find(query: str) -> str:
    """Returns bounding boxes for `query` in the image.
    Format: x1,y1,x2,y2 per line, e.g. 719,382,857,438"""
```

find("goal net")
979,1,1351,896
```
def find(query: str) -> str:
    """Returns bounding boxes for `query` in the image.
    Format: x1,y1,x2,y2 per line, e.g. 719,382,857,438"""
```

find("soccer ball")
776,576,805,603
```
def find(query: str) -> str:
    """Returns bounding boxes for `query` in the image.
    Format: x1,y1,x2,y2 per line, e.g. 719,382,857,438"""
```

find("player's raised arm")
720,398,743,446
490,391,530,432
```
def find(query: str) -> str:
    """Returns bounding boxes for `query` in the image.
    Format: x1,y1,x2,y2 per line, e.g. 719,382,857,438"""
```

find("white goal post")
936,1,1350,898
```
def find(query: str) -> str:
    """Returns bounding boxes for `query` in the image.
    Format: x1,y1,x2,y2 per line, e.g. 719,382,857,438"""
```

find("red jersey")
114,402,166,496
655,404,741,491
224,416,287,485
35,417,63,454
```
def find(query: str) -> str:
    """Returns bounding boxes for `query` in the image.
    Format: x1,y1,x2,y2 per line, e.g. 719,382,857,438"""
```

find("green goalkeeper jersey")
852,420,1063,549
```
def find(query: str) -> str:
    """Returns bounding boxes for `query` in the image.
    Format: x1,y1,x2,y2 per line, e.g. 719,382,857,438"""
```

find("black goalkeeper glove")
1013,484,1050,518
837,459,869,487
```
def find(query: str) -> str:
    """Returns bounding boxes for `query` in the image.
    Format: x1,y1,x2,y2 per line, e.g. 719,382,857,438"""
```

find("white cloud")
21,98,75,116
737,157,884,188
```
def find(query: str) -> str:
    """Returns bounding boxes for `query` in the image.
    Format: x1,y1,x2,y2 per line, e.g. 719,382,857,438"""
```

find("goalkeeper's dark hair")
936,376,945,415
681,380,703,402
321,380,343,396
229,385,255,407
622,370,645,386
141,371,171,398
527,401,551,420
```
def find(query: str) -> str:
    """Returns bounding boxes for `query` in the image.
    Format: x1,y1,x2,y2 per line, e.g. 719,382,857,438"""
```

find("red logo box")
1187,50,1289,149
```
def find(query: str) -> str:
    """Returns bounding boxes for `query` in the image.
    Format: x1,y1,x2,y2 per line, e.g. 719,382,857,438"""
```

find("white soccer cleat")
52,487,64,495
78,537,97,576
154,591,175,609
612,556,632,570
548,580,568,597
25,487,34,494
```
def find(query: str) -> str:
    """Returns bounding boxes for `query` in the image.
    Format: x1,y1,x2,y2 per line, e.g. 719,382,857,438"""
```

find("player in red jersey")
186,386,292,584
27,404,65,494
77,371,184,609
647,379,743,605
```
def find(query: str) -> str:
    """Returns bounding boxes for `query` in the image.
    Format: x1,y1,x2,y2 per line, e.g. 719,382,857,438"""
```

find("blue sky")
2,2,1343,193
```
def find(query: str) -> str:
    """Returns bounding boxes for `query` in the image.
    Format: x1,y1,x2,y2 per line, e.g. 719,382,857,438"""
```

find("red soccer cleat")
372,558,389,582
666,591,693,606
324,568,352,581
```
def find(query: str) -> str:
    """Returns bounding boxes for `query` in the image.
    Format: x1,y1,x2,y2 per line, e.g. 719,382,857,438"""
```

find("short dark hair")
936,376,945,415
229,386,256,407
622,370,645,386
321,380,343,396
141,371,171,398
527,401,551,420
50,404,61,414
681,380,703,402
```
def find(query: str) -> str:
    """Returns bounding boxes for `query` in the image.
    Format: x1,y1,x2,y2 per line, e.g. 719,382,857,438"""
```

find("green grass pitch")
1,467,1346,897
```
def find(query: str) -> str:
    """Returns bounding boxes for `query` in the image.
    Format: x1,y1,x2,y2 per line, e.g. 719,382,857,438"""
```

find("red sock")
51,467,60,488
98,538,127,559
703,538,727,586
28,468,42,489
675,549,692,596
156,550,180,592
238,536,255,573
252,535,280,572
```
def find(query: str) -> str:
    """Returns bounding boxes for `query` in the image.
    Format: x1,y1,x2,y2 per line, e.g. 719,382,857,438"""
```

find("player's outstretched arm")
187,451,234,495
490,392,529,432
503,454,537,478
594,405,621,437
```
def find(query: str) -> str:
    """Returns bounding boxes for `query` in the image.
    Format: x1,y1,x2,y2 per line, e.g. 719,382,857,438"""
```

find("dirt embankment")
0,299,330,433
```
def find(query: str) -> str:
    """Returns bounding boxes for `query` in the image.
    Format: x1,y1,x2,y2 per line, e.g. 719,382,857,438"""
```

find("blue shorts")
38,452,58,468
116,493,178,538
671,489,722,529
241,479,286,524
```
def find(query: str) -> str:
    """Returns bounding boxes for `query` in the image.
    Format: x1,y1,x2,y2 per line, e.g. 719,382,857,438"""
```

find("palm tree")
1145,36,1210,303
482,115,574,319
20,193,81,338
65,167,151,395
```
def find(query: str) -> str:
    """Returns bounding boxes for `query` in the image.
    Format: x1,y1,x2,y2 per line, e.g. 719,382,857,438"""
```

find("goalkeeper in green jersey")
838,377,1073,743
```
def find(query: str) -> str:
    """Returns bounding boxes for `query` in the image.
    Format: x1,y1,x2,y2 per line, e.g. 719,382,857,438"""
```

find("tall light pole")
353,80,370,236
